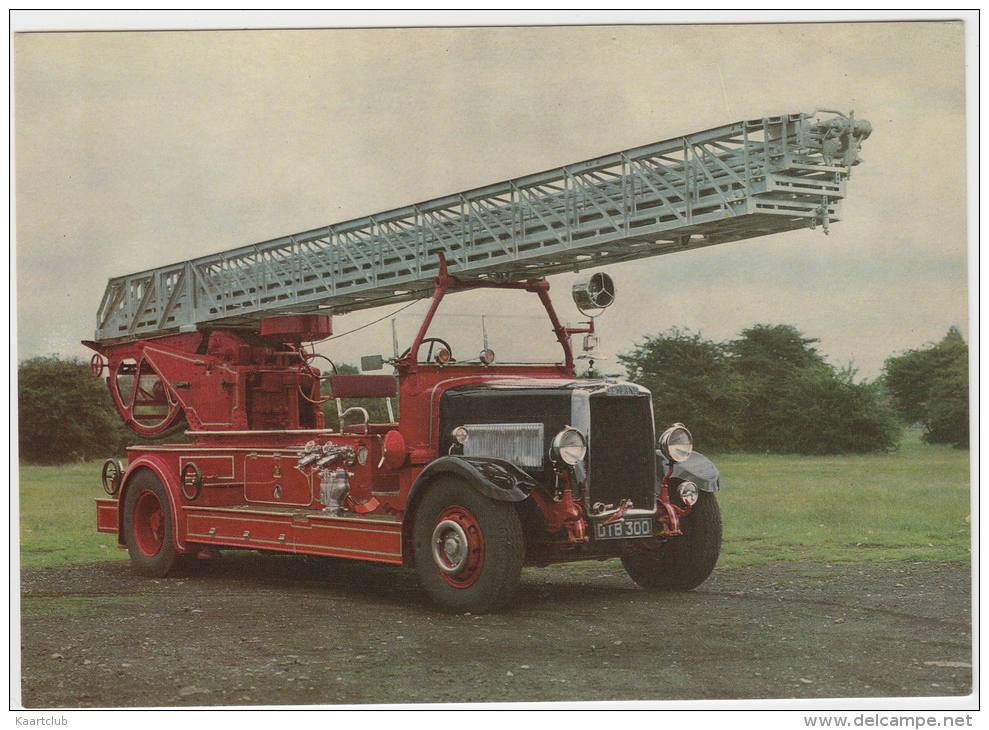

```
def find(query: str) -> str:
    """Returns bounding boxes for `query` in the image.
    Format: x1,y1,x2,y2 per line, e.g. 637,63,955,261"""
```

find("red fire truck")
86,111,870,612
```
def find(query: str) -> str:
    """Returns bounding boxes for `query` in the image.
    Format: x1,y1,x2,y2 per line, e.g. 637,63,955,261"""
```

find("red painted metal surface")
656,462,694,537
259,314,331,342
182,505,403,564
327,374,397,399
85,330,326,434
381,429,407,470
528,470,588,548
96,499,118,533
85,264,631,569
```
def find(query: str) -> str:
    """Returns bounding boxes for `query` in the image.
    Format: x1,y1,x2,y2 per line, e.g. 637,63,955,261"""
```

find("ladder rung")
94,111,869,343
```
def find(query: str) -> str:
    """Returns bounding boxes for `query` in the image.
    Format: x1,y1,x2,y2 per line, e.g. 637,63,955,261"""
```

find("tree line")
620,324,967,454
18,325,968,464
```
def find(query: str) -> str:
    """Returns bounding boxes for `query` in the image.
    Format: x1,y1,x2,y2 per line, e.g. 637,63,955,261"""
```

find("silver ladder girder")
94,111,870,343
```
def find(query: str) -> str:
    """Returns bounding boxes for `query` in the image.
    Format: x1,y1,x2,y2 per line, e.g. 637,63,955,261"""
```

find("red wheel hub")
430,505,485,589
133,490,165,557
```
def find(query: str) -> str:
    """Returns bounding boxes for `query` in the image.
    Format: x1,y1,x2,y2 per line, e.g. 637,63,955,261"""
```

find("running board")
181,504,404,564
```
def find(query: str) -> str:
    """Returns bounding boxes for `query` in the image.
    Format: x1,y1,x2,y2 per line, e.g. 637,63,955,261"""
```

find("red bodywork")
88,256,680,568
86,253,685,564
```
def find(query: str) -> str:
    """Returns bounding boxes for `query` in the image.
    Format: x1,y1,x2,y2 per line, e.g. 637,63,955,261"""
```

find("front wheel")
412,479,524,613
621,491,722,591
122,470,179,577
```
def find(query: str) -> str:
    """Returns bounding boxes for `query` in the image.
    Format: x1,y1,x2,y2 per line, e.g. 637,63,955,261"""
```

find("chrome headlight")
550,427,587,466
451,425,470,445
676,480,699,507
659,423,693,463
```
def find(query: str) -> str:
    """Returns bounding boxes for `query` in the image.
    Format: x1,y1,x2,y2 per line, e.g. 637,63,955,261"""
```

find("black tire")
412,478,524,614
122,470,179,577
621,491,722,591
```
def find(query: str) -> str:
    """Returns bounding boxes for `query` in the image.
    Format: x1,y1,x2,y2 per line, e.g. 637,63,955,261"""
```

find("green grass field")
18,430,971,571
18,461,126,569
716,430,971,566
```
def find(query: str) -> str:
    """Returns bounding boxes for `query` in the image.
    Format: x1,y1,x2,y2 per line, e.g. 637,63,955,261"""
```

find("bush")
727,325,830,451
727,325,899,454
18,356,131,464
620,324,901,455
770,367,901,454
884,327,969,447
619,328,746,452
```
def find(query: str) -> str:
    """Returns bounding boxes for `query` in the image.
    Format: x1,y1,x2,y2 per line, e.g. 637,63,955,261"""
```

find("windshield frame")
395,258,590,376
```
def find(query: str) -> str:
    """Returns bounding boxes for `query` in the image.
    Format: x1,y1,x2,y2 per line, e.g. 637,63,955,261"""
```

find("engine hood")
438,377,657,509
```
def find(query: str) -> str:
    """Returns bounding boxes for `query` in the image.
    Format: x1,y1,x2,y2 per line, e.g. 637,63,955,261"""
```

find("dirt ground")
19,554,972,707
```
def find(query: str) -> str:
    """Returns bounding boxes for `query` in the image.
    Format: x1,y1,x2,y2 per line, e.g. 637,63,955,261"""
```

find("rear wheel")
122,470,179,577
413,479,524,613
621,491,722,591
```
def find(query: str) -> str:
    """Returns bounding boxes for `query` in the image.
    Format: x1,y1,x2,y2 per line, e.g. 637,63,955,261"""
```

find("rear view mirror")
361,354,385,371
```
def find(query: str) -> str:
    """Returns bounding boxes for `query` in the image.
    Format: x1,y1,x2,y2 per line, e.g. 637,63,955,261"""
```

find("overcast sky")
14,22,968,379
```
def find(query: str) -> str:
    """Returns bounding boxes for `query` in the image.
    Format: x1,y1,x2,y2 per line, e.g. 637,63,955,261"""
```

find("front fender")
659,450,721,493
402,456,536,568
412,456,537,503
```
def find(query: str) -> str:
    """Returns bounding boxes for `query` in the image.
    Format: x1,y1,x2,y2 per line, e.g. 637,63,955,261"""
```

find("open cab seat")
327,374,398,434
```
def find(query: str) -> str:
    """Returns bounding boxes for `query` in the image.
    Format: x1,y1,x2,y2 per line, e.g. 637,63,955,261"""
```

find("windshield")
319,288,582,367
392,310,564,365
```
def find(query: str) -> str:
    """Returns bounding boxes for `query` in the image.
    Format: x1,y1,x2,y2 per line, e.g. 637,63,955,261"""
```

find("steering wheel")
400,337,454,363
298,352,338,404
89,353,106,377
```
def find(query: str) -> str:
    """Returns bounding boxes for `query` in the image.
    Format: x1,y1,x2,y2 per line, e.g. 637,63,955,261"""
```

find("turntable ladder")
94,110,871,343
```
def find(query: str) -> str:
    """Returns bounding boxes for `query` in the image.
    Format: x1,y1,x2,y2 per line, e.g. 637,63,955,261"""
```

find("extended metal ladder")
94,110,871,343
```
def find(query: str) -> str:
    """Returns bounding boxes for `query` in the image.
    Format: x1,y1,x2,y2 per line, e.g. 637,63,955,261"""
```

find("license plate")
594,516,654,540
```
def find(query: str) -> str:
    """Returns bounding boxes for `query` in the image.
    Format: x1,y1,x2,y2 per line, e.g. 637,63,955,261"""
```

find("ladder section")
94,111,871,343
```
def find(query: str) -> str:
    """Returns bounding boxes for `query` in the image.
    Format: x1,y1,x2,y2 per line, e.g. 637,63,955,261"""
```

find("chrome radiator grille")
463,423,545,467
